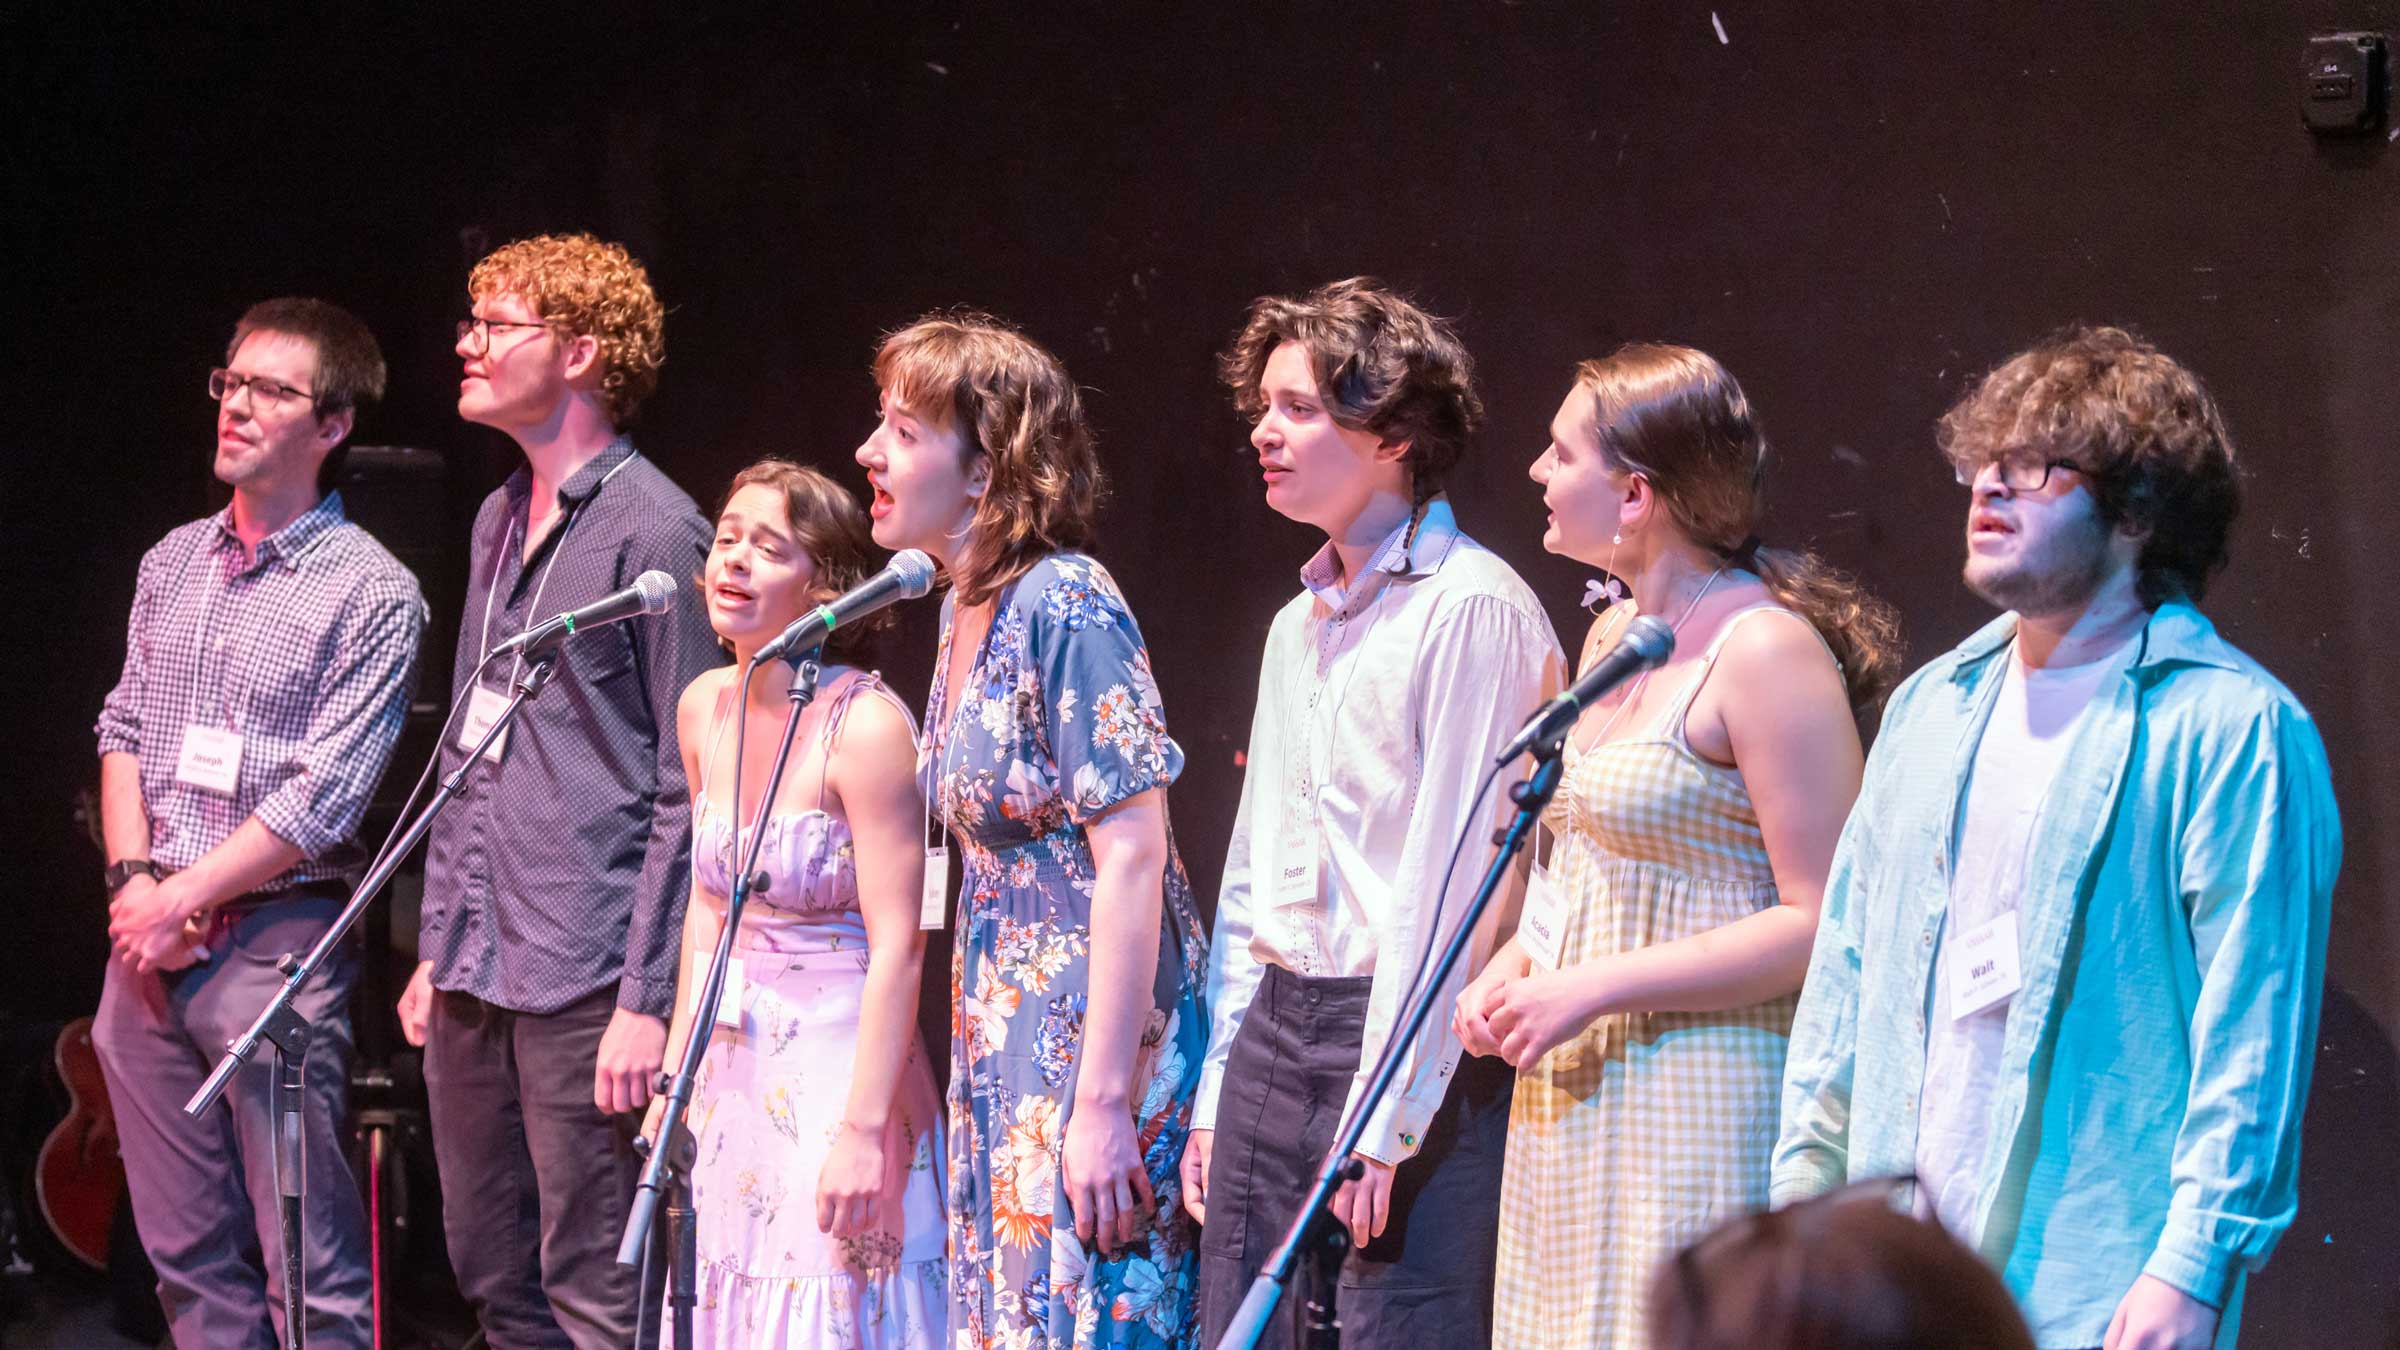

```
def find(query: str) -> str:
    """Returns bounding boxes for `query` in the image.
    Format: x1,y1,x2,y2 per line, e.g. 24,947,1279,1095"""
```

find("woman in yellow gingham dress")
1453,344,1899,1349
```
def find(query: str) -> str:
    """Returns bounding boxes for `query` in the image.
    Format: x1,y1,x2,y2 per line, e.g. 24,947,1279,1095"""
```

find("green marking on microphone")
563,616,576,634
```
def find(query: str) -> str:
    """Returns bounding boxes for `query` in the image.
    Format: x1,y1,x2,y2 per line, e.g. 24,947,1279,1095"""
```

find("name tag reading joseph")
175,726,244,794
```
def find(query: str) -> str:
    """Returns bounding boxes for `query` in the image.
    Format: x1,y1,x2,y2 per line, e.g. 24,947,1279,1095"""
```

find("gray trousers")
424,985,652,1350
92,890,373,1350
1197,965,1512,1349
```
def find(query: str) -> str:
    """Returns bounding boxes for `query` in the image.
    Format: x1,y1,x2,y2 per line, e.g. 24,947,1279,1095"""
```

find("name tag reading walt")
1948,910,2024,1020
1518,859,1569,972
175,726,244,794
457,684,513,763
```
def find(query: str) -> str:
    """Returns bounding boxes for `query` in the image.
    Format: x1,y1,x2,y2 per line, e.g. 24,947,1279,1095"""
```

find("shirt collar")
208,491,347,571
1949,596,2239,684
1297,497,1462,607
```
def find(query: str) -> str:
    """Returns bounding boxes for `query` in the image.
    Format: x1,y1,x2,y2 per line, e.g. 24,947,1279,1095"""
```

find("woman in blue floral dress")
853,311,1208,1349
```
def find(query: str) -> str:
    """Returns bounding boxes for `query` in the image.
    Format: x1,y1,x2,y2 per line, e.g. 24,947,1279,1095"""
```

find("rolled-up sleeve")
1343,595,1560,1164
1771,803,1868,1206
616,513,718,1018
2142,699,2340,1307
251,572,427,859
95,540,169,758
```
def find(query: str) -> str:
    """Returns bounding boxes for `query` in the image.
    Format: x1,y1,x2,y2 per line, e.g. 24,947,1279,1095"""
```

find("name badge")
688,952,744,1030
175,726,244,794
458,684,513,763
1271,820,1319,910
1947,910,2023,1021
920,846,952,930
1518,860,1569,972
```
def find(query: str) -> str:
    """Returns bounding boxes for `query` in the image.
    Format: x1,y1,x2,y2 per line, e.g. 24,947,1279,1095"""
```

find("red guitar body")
36,1015,125,1271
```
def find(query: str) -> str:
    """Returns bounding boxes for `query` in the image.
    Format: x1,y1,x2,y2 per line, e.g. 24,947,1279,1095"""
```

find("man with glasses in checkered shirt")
94,297,427,1349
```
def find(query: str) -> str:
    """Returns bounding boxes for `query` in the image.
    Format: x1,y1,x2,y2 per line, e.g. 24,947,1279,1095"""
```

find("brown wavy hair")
469,232,666,428
873,312,1104,607
1937,324,2240,607
1649,1179,2035,1350
713,459,888,663
1219,277,1482,532
1578,343,1901,714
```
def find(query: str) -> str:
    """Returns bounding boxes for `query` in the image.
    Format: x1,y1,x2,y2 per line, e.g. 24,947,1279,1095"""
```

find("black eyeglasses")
209,368,317,410
1957,450,2083,492
455,316,555,357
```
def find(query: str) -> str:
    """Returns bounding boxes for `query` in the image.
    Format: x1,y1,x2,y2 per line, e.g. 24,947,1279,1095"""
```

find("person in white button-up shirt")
1183,278,1564,1348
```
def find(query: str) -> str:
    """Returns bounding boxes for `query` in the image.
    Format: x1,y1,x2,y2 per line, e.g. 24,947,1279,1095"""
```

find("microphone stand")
618,648,824,1350
186,649,562,1350
1215,731,1569,1350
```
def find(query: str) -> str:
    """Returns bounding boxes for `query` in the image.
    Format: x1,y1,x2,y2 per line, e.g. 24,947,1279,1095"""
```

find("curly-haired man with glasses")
95,297,426,1348
1774,326,2340,1349
407,233,720,1349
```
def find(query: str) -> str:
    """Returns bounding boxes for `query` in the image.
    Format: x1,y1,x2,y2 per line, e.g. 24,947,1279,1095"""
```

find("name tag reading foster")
175,726,244,794
1948,910,2024,1020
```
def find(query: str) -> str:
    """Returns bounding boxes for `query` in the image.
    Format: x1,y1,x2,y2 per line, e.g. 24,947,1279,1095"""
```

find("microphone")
493,570,678,658
1493,614,1676,765
753,549,938,665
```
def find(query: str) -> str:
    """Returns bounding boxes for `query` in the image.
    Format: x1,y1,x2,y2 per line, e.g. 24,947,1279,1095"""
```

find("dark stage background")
7,3,2396,1340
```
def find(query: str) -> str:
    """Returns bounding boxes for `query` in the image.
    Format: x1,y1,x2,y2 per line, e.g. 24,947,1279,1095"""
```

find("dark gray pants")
424,986,650,1350
92,890,373,1350
1197,965,1512,1349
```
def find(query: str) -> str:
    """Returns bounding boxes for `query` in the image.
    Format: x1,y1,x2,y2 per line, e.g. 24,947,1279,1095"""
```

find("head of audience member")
1219,276,1481,546
1648,1180,2036,1350
456,232,666,435
213,297,386,503
704,459,886,667
1536,342,1900,713
1939,324,2239,617
855,311,1103,606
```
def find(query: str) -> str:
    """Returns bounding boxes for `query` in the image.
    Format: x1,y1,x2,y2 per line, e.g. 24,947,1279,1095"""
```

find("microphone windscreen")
889,549,937,598
635,569,678,614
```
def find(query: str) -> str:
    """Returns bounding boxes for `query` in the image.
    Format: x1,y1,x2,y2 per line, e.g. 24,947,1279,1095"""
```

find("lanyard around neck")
476,451,637,686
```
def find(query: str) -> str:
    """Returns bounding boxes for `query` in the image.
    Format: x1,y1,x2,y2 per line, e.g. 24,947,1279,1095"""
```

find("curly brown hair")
872,312,1104,607
1938,325,2240,607
714,459,888,663
1578,343,1902,714
469,233,665,428
1219,277,1482,526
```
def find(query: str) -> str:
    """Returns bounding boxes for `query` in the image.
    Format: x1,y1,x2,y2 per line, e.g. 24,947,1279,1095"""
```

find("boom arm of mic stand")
1215,734,1569,1350
618,656,822,1270
185,650,562,1120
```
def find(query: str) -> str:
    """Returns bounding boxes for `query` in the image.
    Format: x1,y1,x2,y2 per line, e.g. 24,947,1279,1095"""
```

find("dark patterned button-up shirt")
96,492,428,890
421,438,723,1018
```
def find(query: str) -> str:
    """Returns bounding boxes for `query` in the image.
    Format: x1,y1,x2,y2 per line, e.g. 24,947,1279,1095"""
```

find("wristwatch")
104,859,160,894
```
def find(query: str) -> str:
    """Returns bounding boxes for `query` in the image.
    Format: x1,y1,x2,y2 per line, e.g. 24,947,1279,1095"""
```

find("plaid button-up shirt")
96,492,428,891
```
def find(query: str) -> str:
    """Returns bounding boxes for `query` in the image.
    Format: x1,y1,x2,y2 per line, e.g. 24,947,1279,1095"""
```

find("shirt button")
1916,1015,1927,1036
1922,930,1935,947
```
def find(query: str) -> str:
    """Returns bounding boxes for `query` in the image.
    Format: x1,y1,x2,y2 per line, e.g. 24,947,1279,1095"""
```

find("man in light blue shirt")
1773,326,2339,1350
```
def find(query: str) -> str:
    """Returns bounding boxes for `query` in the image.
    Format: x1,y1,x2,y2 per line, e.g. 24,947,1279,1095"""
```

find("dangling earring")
1603,531,1627,604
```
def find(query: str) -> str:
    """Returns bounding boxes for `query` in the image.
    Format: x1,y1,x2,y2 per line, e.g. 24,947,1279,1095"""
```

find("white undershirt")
1916,633,2135,1241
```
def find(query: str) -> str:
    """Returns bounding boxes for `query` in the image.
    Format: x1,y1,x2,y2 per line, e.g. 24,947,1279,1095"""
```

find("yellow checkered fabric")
1492,607,1805,1350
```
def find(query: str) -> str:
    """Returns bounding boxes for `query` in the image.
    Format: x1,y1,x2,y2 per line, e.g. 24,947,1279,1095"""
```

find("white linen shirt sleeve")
1341,594,1562,1164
